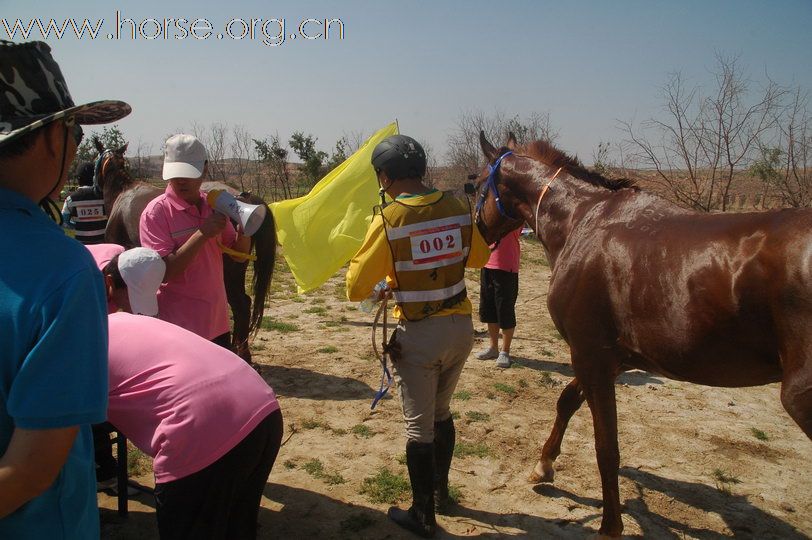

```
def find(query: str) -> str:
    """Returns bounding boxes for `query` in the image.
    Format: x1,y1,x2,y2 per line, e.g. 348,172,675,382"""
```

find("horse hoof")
528,461,555,484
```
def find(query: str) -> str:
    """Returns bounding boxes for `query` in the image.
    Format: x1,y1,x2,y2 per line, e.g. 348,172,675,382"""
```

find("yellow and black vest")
382,192,472,321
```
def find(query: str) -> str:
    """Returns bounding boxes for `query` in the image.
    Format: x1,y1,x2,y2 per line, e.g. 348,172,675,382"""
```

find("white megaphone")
206,190,267,237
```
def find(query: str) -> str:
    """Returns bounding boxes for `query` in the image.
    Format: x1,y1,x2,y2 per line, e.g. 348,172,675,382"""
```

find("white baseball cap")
163,134,207,180
118,248,166,316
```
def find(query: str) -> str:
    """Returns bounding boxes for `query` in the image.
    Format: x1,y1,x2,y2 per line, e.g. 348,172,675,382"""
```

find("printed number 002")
419,234,456,254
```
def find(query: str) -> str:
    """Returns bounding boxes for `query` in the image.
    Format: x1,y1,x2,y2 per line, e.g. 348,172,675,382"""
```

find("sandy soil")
99,237,811,539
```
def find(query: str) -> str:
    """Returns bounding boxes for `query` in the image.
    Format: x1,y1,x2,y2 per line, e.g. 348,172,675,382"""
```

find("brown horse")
98,142,276,362
472,132,812,538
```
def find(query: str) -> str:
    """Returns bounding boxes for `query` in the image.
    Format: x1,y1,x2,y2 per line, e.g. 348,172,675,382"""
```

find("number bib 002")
409,224,462,266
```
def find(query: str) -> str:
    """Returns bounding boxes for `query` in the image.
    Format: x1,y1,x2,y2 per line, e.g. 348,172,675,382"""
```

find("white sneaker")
475,347,498,360
496,352,511,368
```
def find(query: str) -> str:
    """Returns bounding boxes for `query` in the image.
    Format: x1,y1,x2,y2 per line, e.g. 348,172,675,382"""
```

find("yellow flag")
270,122,398,293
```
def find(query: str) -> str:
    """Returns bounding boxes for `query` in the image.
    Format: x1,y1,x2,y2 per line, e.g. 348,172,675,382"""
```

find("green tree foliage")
324,136,349,172
289,132,328,187
75,125,127,164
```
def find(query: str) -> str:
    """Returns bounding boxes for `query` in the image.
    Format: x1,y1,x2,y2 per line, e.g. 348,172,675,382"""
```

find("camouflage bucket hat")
0,40,131,148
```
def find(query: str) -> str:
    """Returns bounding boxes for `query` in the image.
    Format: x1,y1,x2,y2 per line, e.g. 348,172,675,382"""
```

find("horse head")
472,131,528,245
93,137,132,210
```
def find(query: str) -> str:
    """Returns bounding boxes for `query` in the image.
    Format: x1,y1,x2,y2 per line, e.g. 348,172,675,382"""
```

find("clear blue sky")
4,0,811,164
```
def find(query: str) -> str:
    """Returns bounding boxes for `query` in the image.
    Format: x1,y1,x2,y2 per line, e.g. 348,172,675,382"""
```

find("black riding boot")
433,417,455,514
388,441,437,538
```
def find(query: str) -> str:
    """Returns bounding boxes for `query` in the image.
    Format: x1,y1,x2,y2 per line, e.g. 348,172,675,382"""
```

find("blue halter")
475,151,517,220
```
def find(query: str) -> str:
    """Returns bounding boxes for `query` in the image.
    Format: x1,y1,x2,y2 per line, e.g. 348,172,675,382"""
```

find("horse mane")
521,139,636,191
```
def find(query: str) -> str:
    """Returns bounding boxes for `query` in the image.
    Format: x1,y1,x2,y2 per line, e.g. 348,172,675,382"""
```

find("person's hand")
200,213,227,238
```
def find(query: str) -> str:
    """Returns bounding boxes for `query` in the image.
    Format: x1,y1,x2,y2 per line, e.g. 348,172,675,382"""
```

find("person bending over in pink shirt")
89,246,283,539
139,134,250,351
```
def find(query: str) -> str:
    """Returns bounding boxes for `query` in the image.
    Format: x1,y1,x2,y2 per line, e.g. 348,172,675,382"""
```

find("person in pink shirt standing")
475,227,521,368
139,134,250,350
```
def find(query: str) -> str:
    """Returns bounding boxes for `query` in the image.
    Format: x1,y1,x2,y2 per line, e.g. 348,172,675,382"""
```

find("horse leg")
581,372,623,538
529,377,585,483
223,256,252,364
779,350,812,439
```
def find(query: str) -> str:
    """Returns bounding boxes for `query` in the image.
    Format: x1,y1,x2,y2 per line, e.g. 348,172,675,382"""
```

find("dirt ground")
99,236,812,539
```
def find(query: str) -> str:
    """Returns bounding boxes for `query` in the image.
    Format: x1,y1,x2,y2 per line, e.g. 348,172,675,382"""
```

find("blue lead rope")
370,298,393,410
371,362,393,410
475,151,517,220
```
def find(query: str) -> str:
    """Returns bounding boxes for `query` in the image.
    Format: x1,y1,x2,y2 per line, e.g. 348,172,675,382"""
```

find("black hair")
102,254,126,290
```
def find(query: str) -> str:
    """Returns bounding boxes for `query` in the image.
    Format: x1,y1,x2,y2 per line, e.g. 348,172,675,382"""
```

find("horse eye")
463,182,476,195
467,173,478,180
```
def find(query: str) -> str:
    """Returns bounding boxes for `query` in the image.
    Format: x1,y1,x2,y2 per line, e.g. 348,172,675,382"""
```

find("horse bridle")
474,150,563,241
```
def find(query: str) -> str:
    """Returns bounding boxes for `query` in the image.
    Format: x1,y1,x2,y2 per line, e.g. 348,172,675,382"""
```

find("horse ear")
93,136,104,154
506,132,518,150
117,142,129,155
479,130,498,163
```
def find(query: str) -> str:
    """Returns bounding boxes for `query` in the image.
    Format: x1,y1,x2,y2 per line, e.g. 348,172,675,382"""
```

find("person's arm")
346,215,394,301
163,213,227,280
228,233,251,261
0,427,79,517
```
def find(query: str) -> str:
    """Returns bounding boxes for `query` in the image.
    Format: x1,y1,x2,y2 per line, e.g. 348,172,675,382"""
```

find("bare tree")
775,87,811,207
343,129,368,154
622,54,786,212
231,125,256,193
129,140,154,180
446,110,558,177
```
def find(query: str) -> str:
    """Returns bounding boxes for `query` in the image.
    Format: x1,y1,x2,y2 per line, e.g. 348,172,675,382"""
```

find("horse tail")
248,199,277,336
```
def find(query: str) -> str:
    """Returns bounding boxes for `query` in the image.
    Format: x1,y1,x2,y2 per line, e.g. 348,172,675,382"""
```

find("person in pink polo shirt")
475,227,522,368
87,244,283,538
139,134,250,350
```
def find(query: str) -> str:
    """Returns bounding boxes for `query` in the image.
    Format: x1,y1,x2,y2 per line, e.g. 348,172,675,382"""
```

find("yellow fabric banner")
270,122,398,293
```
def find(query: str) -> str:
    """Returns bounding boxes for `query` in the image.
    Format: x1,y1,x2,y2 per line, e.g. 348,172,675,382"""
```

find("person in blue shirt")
0,40,131,538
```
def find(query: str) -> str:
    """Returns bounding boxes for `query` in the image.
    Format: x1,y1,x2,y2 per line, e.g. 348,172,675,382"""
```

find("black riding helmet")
371,135,426,180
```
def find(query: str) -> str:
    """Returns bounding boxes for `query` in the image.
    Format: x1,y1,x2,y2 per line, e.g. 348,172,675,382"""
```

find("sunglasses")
64,117,84,146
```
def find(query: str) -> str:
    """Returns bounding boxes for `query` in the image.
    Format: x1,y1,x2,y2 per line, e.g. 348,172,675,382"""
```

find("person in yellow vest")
347,135,489,538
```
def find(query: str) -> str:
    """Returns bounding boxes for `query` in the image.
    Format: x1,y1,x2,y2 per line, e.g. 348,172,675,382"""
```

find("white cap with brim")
163,133,207,180
118,247,166,317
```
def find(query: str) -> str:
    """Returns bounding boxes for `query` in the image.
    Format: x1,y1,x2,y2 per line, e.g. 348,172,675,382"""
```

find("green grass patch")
339,513,375,533
518,379,529,388
750,427,769,441
448,484,463,503
451,411,461,420
318,346,339,354
302,458,346,484
301,418,328,430
539,372,560,388
127,444,150,477
260,317,299,333
453,390,472,401
351,424,374,438
493,382,517,396
331,427,347,436
465,411,491,422
291,296,305,303
304,306,327,315
396,453,407,465
303,459,324,477
360,468,411,504
310,298,326,304
712,468,741,485
283,459,296,470
454,441,491,458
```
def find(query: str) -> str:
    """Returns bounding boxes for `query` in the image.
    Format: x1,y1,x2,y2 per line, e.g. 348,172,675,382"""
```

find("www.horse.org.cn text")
1,12,346,47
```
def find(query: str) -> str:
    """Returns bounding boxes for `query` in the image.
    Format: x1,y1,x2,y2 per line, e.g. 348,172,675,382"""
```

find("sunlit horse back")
473,131,812,538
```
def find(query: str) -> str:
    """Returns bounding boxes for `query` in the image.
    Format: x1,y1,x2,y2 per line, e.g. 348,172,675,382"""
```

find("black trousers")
154,409,283,540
